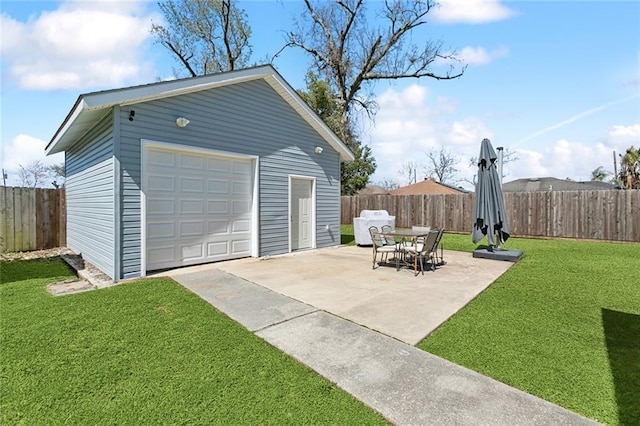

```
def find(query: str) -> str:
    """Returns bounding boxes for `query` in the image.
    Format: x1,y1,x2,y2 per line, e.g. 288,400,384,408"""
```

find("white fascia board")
46,98,88,155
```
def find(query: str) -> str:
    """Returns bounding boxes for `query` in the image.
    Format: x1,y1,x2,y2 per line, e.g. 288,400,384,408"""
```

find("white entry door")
290,178,313,251
144,145,253,271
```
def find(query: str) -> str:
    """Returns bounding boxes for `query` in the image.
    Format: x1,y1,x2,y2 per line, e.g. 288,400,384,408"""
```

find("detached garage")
46,65,353,281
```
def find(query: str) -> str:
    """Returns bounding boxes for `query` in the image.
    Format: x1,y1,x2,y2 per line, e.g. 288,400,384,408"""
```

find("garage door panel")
180,199,204,215
232,219,250,233
208,157,230,172
208,200,229,214
179,220,204,236
232,181,251,195
231,200,250,214
148,245,175,264
148,221,175,238
231,240,250,254
148,199,175,214
180,177,204,192
207,220,230,235
181,153,204,169
148,175,175,191
233,161,252,175
145,146,253,271
182,243,204,260
207,241,230,256
148,150,176,167
208,179,229,194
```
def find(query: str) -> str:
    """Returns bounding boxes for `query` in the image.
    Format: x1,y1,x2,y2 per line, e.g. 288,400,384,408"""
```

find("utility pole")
2,169,6,187
613,151,618,181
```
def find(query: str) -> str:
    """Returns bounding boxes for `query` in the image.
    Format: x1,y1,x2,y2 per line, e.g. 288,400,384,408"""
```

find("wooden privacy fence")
342,190,640,242
1,187,66,253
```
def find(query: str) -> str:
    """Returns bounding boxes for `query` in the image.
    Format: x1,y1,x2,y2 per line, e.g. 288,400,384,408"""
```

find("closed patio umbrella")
472,138,510,247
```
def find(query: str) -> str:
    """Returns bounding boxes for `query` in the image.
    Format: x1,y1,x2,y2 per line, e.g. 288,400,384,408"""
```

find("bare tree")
284,0,465,121
17,161,49,188
377,178,400,190
151,0,252,77
425,148,459,184
48,163,65,188
398,161,419,185
468,147,518,183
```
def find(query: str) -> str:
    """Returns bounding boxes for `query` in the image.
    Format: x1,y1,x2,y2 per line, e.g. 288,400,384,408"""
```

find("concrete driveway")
162,245,514,345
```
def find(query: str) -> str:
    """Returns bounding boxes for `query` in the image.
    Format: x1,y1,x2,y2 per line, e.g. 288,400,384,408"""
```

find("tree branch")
166,41,198,77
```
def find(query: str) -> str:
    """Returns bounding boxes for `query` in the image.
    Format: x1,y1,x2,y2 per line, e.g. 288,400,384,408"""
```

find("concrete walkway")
163,247,599,425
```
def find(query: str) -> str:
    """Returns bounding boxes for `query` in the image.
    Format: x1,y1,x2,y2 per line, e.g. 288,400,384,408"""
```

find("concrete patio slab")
209,245,513,344
163,252,598,425
163,268,318,331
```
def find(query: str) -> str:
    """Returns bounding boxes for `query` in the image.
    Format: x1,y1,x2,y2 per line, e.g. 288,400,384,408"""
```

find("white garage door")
144,145,253,271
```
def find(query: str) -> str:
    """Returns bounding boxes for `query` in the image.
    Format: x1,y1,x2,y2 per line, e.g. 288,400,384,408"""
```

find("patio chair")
381,224,395,246
369,226,399,269
402,229,440,274
433,227,445,266
411,225,431,251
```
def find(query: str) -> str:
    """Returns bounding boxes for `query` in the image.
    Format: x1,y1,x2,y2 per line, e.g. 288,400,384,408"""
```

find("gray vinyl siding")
117,79,340,276
65,112,115,279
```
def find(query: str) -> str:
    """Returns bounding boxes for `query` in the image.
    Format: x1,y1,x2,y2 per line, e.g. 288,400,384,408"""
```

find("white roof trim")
46,65,354,162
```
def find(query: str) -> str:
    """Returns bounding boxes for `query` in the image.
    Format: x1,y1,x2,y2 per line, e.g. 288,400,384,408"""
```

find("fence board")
14,188,25,250
1,187,66,253
59,188,66,247
342,189,640,242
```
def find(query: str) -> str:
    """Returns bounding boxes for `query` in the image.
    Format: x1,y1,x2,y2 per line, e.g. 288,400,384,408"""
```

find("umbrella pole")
495,146,504,250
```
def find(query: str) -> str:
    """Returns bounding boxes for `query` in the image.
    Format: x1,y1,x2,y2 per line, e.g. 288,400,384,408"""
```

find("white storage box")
353,210,396,245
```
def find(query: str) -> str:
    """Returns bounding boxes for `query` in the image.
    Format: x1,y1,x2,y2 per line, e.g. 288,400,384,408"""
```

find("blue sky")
1,0,639,189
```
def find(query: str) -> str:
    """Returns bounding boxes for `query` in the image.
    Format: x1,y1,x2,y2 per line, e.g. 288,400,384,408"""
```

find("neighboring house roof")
45,65,354,162
357,185,390,195
390,178,468,195
502,177,620,192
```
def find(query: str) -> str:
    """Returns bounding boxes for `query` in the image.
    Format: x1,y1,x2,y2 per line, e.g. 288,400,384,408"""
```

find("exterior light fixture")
175,117,190,128
314,146,323,154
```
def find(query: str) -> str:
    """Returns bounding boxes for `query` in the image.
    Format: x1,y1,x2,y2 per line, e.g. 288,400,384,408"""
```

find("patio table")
380,229,430,276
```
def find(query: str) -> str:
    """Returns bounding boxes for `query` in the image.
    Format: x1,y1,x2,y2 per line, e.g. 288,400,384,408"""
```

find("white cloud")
510,140,611,181
433,0,516,24
508,125,640,182
0,1,161,90
368,86,640,189
446,117,494,146
608,124,640,144
458,46,509,65
369,84,493,188
1,134,64,187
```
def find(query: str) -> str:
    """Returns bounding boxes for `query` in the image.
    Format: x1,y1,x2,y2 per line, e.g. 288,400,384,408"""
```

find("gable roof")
390,178,468,195
502,177,620,192
357,184,390,195
46,65,354,162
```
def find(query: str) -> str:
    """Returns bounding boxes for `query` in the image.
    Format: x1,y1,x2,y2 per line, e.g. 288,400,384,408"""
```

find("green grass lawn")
342,224,639,425
420,234,639,426
0,258,387,425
